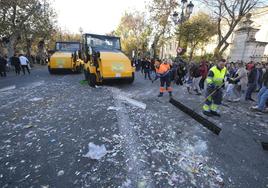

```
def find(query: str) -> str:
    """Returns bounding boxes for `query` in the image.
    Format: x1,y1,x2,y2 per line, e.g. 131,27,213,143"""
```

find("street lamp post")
172,0,194,56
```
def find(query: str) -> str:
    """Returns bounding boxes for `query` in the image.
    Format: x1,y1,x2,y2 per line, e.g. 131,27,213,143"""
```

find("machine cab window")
55,42,81,52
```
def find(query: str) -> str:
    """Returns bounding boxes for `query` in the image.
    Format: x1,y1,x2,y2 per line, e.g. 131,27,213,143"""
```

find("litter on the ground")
57,170,64,176
79,80,88,85
107,106,121,111
118,95,146,110
29,97,43,102
83,142,107,160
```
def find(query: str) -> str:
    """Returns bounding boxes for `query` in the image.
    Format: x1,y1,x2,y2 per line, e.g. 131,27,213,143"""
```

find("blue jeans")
257,86,268,110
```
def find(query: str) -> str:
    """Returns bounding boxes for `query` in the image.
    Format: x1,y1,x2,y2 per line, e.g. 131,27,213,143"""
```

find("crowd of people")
0,54,31,77
134,57,268,116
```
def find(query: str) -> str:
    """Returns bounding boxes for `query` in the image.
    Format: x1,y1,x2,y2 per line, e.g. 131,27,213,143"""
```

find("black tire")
87,71,96,87
48,66,54,74
84,70,89,80
76,66,82,74
126,73,135,84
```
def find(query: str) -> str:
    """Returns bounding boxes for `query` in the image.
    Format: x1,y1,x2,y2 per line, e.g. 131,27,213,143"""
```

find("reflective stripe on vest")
207,66,227,86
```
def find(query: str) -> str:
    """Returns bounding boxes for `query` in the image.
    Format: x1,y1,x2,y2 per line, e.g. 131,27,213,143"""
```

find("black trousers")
15,65,21,75
199,77,206,89
0,66,6,77
21,65,30,75
144,69,151,80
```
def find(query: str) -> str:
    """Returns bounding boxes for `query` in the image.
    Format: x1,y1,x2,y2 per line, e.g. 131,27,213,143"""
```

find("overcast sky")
52,0,149,34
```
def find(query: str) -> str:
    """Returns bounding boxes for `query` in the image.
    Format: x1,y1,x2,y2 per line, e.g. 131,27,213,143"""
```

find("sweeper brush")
170,97,221,135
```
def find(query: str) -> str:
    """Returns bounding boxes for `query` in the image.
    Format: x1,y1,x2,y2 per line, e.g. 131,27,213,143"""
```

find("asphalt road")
0,66,267,188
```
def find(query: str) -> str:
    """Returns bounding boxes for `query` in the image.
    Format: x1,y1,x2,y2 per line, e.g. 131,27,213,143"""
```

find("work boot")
158,93,163,97
211,111,221,117
203,111,213,117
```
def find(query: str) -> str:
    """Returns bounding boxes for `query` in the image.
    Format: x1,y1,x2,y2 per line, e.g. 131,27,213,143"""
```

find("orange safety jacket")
156,63,170,76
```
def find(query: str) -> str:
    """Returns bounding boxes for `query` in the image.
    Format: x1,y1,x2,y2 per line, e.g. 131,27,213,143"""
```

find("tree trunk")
37,40,47,65
0,41,5,56
7,35,17,60
219,42,230,56
189,43,197,62
189,49,194,62
152,36,160,59
214,20,241,59
26,39,34,63
26,39,31,57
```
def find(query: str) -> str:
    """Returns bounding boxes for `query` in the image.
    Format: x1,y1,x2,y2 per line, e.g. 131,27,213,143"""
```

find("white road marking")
0,85,16,92
118,95,146,110
110,87,153,188
28,97,43,102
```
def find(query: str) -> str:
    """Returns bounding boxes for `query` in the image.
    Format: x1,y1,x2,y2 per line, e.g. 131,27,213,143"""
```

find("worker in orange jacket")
155,60,172,97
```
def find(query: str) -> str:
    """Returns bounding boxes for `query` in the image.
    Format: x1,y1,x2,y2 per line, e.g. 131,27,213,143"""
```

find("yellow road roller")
48,41,83,74
82,33,135,87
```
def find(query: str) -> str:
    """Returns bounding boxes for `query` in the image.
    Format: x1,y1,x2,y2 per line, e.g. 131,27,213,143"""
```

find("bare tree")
199,0,266,58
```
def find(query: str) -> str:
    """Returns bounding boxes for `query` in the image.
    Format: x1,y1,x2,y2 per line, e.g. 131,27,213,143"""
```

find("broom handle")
193,82,225,112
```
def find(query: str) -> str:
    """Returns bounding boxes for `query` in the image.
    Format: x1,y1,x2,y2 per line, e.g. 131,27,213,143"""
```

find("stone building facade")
159,6,268,62
228,14,268,62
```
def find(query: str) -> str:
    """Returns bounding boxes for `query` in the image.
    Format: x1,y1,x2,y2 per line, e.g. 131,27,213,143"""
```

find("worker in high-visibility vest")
155,60,172,97
203,59,227,117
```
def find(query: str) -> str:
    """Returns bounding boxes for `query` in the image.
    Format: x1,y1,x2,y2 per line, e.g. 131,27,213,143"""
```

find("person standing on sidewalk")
144,58,152,80
0,54,7,77
141,58,145,74
203,59,227,117
232,61,248,101
190,62,202,95
199,59,208,90
19,54,30,75
256,62,264,91
150,58,156,79
251,63,268,113
11,54,21,75
245,63,258,101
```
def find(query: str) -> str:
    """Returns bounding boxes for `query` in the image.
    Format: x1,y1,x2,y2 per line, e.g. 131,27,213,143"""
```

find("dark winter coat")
190,64,201,78
150,60,155,71
257,68,263,84
262,70,268,87
10,56,21,67
0,56,7,69
144,60,151,70
248,67,258,84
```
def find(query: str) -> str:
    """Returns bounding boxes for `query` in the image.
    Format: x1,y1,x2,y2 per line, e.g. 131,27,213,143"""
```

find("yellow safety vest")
206,66,227,86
